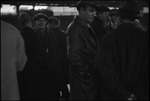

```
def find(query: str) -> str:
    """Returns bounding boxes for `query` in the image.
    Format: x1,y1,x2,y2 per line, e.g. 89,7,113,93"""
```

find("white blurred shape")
19,5,33,10
1,4,17,15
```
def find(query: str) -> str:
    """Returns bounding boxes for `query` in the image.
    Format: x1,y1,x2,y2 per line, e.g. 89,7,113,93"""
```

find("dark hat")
117,1,140,19
96,5,110,13
75,1,99,11
47,16,60,25
18,12,31,25
33,13,48,21
109,9,118,17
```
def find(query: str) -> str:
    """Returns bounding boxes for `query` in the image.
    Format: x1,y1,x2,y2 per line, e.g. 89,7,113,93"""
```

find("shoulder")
1,20,20,37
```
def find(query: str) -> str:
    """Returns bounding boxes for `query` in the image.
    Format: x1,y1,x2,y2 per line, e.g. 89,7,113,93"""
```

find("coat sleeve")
98,37,131,99
16,31,27,72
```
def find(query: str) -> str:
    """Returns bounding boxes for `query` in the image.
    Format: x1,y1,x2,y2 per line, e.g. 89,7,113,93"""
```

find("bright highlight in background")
1,4,17,15
19,5,33,10
34,6,48,10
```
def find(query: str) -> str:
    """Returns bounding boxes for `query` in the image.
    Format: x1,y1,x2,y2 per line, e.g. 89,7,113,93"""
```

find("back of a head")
117,0,140,20
18,12,31,26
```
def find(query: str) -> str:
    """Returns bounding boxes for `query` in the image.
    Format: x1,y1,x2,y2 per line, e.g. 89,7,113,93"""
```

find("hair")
47,16,60,27
18,12,31,26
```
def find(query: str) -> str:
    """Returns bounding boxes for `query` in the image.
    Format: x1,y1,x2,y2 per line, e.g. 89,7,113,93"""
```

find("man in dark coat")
66,1,100,100
47,16,70,100
19,12,67,100
18,12,36,100
98,1,149,100
91,5,111,44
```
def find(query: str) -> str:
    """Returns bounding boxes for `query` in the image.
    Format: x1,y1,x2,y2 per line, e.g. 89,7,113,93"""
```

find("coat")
20,27,67,100
98,22,149,100
51,28,69,84
91,17,112,44
1,20,27,100
66,16,100,100
50,27,70,99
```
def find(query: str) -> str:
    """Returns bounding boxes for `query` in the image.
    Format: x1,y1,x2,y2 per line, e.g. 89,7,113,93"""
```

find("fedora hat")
75,0,99,11
33,13,48,21
117,1,140,19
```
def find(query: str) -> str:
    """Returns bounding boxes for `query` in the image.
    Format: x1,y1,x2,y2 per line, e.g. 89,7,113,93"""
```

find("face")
35,18,47,30
138,8,144,18
81,5,96,23
98,11,109,22
47,23,55,31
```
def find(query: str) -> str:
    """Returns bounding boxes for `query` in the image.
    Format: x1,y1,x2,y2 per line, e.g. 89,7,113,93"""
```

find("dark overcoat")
19,26,67,100
51,27,70,99
66,16,100,100
98,22,149,100
91,17,112,44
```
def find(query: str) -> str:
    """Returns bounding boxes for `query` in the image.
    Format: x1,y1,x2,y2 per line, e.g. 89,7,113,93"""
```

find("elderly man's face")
82,5,96,23
35,18,47,30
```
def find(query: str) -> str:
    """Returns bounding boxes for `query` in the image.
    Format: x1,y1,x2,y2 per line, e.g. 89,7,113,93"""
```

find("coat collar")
73,16,90,29
117,22,137,30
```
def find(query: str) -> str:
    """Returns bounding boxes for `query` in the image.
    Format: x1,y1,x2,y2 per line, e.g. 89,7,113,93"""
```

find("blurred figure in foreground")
98,1,149,100
1,20,27,100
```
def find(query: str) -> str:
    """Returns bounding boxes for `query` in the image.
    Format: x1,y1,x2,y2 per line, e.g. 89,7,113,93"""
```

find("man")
91,5,111,44
66,1,100,100
1,20,27,100
98,1,149,100
33,13,48,38
47,16,70,100
18,12,37,100
26,13,66,100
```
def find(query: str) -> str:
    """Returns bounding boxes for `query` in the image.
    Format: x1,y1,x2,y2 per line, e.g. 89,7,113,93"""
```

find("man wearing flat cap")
20,12,67,100
98,1,149,100
66,0,100,100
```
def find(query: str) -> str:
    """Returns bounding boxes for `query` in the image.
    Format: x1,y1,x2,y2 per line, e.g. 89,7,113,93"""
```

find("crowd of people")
1,0,149,100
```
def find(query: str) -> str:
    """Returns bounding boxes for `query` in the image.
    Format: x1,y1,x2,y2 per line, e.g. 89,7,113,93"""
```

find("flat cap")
33,13,48,21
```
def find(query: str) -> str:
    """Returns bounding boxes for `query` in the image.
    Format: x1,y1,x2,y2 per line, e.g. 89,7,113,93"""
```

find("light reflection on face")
83,5,96,23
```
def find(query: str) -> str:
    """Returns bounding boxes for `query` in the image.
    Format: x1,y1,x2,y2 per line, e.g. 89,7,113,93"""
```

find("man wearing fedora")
98,1,149,100
66,1,100,100
91,5,111,45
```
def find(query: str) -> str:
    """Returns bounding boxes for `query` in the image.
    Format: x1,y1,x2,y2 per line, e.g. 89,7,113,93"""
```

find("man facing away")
98,1,149,100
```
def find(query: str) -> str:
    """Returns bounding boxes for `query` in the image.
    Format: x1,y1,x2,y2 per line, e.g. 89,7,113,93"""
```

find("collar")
73,16,90,29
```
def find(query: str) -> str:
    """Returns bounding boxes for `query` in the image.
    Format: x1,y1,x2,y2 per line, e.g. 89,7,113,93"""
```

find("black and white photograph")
1,0,149,100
